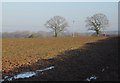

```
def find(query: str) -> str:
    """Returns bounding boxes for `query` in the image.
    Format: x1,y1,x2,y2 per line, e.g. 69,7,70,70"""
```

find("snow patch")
85,75,97,81
3,66,55,82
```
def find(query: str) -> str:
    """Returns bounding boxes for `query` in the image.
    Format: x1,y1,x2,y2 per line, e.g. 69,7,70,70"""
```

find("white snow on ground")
85,75,97,81
3,66,55,82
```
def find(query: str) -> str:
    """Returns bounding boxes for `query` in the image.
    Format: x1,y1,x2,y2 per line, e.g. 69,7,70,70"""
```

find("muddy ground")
2,37,119,82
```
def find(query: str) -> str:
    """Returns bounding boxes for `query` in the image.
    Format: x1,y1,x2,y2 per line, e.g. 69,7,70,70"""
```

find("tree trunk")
54,33,57,37
96,29,100,36
54,30,57,37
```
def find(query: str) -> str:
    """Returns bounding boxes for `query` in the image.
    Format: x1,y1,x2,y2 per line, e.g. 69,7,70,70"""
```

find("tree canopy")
45,16,68,37
85,13,109,36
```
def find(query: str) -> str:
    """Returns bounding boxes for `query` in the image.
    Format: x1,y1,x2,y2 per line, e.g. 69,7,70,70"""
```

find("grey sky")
2,2,118,32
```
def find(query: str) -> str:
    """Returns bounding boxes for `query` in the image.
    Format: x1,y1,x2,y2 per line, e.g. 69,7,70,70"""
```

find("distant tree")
45,16,68,37
85,13,109,36
28,34,35,38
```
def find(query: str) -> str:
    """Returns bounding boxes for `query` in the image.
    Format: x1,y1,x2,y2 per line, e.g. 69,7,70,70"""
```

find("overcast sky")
2,2,118,32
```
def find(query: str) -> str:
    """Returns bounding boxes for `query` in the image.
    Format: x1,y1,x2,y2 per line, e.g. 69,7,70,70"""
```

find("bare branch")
45,16,68,37
85,13,109,36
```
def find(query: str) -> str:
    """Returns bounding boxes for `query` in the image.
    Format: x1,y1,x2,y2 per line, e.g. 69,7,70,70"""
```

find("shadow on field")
3,37,119,81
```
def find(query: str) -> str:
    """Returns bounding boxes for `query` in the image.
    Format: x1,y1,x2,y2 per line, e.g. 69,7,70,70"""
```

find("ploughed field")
2,36,119,81
2,36,107,74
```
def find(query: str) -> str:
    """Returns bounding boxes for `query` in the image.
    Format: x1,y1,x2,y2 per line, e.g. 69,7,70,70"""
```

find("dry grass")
2,36,107,73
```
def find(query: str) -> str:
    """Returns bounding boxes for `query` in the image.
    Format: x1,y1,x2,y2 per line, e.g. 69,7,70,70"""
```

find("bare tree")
45,16,68,37
85,13,109,36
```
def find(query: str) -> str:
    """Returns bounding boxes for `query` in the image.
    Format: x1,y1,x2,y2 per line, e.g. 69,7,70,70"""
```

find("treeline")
1,31,118,38
1,31,83,38
2,31,48,38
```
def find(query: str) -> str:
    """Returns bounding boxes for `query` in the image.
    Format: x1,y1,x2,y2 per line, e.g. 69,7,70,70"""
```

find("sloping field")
2,37,107,74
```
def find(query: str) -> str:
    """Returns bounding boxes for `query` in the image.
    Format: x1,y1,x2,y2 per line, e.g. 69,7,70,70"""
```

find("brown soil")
2,36,119,81
2,36,107,74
